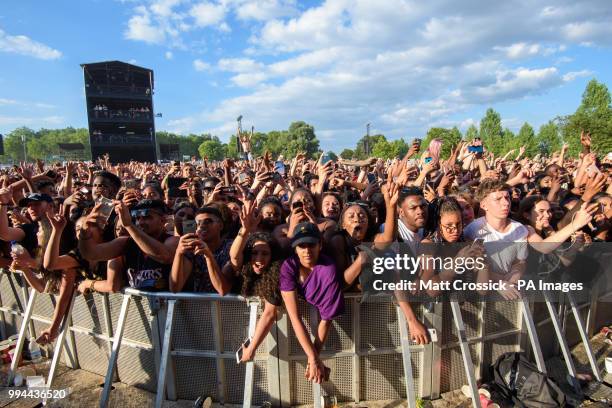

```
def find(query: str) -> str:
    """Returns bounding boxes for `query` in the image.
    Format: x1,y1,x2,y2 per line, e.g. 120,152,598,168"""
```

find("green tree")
284,121,320,158
479,108,504,156
465,124,479,141
560,79,612,156
198,139,227,160
340,148,354,159
514,123,537,157
535,121,562,156
354,134,386,159
421,127,462,159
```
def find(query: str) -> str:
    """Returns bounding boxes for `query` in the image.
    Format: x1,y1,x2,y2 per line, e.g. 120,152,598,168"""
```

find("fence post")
242,300,259,408
543,290,582,396
395,304,417,408
566,292,601,382
275,309,291,407
155,298,176,408
8,288,37,386
450,300,481,408
520,297,546,373
100,293,131,408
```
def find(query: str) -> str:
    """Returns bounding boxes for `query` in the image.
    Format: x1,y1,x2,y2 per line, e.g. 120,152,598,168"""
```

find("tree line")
1,79,609,163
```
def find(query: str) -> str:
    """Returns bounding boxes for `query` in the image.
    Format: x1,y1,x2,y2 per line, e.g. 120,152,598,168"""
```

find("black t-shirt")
123,232,172,291
17,223,39,256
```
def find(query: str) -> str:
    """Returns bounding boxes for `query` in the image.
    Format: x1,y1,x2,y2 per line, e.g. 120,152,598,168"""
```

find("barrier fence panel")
2,272,611,407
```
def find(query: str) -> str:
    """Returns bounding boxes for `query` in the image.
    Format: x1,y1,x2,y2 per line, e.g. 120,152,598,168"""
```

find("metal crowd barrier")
1,268,611,408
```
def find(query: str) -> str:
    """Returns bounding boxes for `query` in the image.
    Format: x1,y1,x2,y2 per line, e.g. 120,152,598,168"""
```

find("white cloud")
562,70,593,82
165,51,174,59
0,98,19,106
494,42,541,59
0,28,62,60
190,2,226,27
193,58,211,71
125,6,167,44
234,0,298,21
155,0,612,150
217,57,264,73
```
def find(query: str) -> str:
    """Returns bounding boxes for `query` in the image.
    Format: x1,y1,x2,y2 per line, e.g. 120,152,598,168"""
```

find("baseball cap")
291,222,321,248
18,193,53,207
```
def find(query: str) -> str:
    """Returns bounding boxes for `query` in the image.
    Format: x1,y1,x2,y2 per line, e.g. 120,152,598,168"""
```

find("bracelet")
89,280,96,293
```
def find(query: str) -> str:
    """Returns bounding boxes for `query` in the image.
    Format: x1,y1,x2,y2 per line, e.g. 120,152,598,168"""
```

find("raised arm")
115,200,177,264
229,200,260,271
0,188,26,242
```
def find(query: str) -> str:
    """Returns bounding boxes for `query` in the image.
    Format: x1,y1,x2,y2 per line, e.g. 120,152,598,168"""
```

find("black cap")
132,199,168,214
18,193,53,207
291,222,321,248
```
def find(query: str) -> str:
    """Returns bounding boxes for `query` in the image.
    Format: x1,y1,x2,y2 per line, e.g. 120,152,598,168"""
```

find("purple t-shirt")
279,254,345,320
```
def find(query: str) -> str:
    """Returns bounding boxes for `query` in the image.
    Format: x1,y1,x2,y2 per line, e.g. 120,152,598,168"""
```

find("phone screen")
236,337,251,363
182,219,196,234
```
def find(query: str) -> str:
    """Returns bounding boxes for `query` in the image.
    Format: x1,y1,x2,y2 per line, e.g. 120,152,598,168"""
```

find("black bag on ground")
491,352,566,407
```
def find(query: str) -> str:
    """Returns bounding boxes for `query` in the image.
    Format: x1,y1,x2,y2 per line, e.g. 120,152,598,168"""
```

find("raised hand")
239,200,260,233
46,204,67,231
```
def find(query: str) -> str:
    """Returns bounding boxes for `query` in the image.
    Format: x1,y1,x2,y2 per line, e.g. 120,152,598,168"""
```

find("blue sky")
1,0,611,152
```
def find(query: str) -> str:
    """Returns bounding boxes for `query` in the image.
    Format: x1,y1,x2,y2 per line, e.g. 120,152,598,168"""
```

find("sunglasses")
130,209,164,218
346,201,369,210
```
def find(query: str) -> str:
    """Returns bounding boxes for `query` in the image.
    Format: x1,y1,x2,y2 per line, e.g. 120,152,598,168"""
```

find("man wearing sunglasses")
78,199,178,291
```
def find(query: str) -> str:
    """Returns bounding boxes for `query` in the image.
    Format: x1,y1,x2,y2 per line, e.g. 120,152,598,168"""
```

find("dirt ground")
0,330,611,408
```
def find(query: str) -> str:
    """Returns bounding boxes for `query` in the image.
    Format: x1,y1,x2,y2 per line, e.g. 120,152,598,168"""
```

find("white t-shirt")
464,217,528,277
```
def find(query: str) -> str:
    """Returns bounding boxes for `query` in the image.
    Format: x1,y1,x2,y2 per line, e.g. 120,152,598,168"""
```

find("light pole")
21,135,27,162
365,122,371,156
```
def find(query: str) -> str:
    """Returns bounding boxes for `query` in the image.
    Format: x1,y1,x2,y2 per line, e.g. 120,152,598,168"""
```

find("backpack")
491,352,567,408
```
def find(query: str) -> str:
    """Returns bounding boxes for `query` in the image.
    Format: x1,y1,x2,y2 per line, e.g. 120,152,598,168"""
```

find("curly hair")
240,232,281,302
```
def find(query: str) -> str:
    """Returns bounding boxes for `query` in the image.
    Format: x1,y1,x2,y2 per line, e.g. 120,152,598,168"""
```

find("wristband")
89,280,96,293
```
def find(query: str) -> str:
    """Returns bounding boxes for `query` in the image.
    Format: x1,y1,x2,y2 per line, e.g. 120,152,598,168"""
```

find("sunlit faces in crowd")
321,194,341,221
259,201,282,231
439,210,462,242
398,195,428,230
142,184,163,200
195,211,224,242
295,240,321,269
250,239,272,274
340,204,369,241
480,190,511,220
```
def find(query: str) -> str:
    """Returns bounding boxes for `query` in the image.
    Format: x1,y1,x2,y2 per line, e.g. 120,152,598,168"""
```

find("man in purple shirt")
280,222,344,384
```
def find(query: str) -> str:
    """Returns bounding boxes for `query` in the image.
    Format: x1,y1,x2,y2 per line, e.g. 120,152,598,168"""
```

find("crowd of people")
0,132,610,384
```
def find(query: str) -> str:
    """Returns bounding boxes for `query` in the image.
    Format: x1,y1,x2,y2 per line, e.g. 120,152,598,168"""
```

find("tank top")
124,232,172,291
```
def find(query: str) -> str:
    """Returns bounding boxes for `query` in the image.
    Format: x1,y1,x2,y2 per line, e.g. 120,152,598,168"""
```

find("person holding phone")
272,188,336,252
78,199,178,291
226,200,282,362
170,207,234,293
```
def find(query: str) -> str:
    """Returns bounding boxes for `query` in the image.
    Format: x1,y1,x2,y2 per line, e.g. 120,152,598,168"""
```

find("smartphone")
272,172,282,183
321,152,333,165
468,145,483,153
366,173,376,184
96,197,114,224
236,337,252,364
238,173,248,183
182,219,196,235
125,179,140,189
168,177,188,198
274,161,286,175
292,201,304,211
79,187,90,195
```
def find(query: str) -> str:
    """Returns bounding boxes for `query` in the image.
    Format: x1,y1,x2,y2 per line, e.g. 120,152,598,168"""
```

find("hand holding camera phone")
236,337,252,364
182,219,197,235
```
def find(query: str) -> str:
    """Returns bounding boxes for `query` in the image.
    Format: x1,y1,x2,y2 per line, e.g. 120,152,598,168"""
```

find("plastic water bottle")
28,338,42,363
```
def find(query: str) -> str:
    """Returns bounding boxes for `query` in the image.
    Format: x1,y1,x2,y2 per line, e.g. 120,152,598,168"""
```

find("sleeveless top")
124,232,172,291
